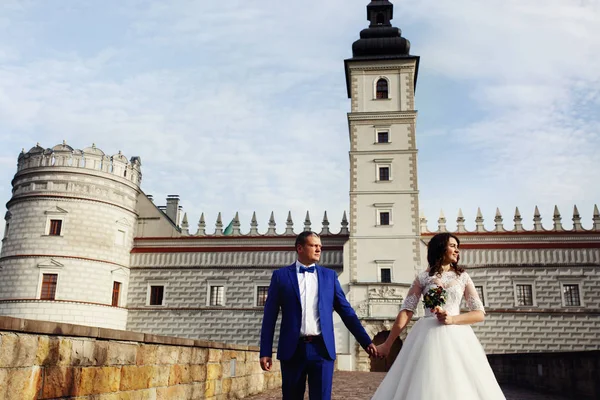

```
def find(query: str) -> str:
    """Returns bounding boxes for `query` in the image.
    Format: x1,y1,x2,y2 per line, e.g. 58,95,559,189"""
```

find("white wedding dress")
371,270,506,400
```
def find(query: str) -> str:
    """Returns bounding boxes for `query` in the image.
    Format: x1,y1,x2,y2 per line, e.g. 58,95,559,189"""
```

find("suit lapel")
316,264,323,310
287,264,301,306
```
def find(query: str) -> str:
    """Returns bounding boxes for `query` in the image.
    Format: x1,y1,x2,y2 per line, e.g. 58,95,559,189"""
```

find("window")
380,268,391,283
112,282,122,306
210,286,225,306
376,13,385,25
377,131,389,143
379,167,390,181
256,286,269,307
379,212,390,226
149,285,164,306
49,219,62,236
41,274,58,300
515,284,533,306
475,285,486,306
563,284,581,307
376,78,388,99
115,229,126,245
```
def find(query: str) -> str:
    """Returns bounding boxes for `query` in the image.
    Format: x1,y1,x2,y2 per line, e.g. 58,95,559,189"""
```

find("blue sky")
1,0,599,235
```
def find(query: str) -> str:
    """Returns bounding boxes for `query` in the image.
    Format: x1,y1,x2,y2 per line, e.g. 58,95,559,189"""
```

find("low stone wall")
488,351,600,399
0,316,281,399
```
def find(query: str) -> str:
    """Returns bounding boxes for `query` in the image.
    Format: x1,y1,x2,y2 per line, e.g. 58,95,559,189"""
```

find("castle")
0,0,598,373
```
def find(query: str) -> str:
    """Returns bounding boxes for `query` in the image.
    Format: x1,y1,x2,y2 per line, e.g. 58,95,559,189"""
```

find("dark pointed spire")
249,212,259,236
340,211,349,235
267,211,277,235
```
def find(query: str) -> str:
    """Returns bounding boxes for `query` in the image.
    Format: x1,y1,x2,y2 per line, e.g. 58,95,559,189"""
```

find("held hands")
434,307,455,325
375,343,390,358
365,343,379,358
260,357,273,372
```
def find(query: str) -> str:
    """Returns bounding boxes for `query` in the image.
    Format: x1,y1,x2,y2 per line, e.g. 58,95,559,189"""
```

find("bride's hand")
376,343,391,358
435,309,455,325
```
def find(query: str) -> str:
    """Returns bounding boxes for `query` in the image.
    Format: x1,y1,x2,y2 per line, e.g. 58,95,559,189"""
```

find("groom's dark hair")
295,231,320,252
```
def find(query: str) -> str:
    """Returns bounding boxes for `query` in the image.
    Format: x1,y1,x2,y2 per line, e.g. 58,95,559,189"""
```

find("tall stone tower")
0,142,142,329
337,0,421,371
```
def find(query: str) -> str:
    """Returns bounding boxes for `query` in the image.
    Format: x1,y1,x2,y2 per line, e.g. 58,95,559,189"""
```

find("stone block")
169,364,191,385
190,364,207,383
157,384,193,400
207,349,222,363
136,344,159,365
191,347,208,365
3,366,42,400
97,327,145,342
40,366,75,399
71,339,97,366
120,365,154,391
0,333,38,368
190,382,206,400
206,363,222,381
106,342,138,365
221,350,238,362
157,345,179,365
178,346,192,364
73,366,121,396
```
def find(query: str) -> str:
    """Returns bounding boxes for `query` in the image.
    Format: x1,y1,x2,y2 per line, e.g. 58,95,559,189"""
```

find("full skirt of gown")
371,317,506,400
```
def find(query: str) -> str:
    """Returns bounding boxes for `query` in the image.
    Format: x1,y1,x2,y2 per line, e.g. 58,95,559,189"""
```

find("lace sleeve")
400,274,424,312
463,273,485,313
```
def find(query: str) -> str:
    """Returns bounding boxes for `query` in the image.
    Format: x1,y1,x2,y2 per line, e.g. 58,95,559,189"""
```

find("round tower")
0,142,142,329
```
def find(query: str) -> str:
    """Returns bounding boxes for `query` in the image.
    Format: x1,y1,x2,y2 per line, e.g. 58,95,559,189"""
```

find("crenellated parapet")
420,205,600,234
188,210,350,237
17,141,142,185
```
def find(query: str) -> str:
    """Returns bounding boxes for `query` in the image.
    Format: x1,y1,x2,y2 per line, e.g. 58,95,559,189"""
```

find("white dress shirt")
296,260,321,336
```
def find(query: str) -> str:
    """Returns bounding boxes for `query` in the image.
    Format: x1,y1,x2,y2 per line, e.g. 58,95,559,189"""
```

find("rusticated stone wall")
0,316,281,399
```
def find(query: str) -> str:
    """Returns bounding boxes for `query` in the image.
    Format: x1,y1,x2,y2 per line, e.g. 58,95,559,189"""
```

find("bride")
372,232,506,400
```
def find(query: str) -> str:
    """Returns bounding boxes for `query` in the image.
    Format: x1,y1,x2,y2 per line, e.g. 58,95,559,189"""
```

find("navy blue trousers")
280,337,335,400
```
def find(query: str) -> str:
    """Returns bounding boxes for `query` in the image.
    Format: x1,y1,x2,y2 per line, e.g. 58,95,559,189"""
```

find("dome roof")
27,143,45,154
112,151,128,163
82,144,105,156
52,141,74,152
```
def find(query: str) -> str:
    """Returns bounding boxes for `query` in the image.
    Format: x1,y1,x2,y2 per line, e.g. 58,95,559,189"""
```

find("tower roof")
351,0,411,59
344,1,419,97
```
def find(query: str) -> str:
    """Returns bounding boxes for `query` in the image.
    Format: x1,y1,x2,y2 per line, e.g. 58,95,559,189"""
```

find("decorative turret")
456,209,466,233
320,211,331,235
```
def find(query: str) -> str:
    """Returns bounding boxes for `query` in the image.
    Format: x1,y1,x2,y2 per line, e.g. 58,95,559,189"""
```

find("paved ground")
246,371,569,400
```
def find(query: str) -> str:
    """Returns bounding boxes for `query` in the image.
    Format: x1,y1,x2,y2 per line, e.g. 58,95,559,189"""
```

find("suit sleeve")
332,274,372,349
259,270,281,358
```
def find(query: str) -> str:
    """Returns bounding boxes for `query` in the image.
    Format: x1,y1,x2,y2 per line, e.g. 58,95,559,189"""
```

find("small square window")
210,286,225,306
475,285,485,306
41,274,58,300
112,281,122,307
377,131,389,143
49,219,62,236
149,285,164,306
380,268,391,283
515,284,533,306
379,212,390,226
563,284,581,306
379,167,390,181
256,286,269,307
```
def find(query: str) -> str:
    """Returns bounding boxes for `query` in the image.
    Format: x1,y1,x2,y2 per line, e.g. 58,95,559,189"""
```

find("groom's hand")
260,357,273,371
365,343,378,358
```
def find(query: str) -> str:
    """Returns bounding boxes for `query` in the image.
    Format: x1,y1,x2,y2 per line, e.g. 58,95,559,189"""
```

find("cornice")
133,234,349,249
349,150,417,156
348,112,417,121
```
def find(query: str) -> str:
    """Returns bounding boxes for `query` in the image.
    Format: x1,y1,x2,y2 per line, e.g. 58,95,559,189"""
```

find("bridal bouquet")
422,286,447,311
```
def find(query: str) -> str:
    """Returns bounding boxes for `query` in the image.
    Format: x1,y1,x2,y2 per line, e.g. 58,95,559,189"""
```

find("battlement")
182,210,350,236
17,141,142,186
421,205,600,234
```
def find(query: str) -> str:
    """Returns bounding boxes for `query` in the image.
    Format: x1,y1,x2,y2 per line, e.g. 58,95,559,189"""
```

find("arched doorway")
370,330,402,372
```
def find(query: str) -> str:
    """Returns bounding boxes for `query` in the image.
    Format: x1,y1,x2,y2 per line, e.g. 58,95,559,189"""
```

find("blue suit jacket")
259,263,372,361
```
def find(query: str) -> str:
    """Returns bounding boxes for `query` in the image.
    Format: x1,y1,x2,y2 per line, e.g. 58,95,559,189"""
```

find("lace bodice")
401,271,485,317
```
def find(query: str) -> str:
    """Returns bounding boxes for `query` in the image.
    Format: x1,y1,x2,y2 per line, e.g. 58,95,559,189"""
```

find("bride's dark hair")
427,232,464,277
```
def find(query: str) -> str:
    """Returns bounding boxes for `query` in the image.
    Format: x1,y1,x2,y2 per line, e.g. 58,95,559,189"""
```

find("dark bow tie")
299,265,315,274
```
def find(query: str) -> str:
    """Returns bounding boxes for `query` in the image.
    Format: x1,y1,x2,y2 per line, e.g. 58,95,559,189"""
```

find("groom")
260,231,377,399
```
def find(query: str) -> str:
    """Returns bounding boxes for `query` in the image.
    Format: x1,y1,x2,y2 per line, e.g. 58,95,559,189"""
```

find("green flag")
223,218,234,235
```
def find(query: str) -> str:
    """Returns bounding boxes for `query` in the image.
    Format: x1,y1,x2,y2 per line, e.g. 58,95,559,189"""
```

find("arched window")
376,78,388,99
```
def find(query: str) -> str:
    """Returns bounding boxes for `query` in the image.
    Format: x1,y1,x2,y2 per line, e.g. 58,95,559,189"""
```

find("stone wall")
488,351,600,399
0,316,281,399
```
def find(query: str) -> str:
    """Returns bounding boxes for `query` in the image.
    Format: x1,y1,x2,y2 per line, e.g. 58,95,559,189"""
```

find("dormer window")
376,79,388,99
